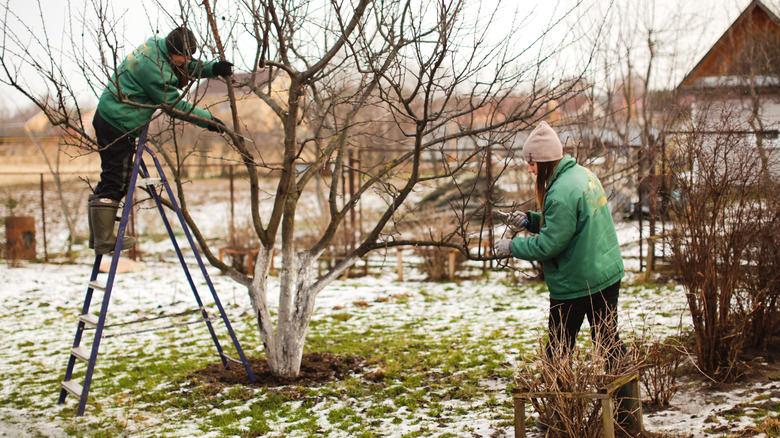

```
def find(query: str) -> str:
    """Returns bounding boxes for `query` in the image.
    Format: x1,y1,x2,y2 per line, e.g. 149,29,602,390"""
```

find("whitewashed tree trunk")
247,243,358,378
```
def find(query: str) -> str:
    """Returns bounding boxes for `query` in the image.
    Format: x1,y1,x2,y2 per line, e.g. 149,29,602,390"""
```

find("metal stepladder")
58,125,255,416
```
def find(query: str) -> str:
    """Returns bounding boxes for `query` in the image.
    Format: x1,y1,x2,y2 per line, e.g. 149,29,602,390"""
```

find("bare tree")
570,0,693,272
2,0,601,378
23,125,87,260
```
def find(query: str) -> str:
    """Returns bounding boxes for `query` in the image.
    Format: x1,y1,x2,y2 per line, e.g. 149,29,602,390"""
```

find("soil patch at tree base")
190,352,366,388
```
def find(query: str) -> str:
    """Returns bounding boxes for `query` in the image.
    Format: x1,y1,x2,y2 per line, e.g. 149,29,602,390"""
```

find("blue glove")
494,239,512,258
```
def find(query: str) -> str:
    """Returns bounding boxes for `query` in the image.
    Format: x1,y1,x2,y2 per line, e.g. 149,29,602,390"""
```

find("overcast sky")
0,0,759,117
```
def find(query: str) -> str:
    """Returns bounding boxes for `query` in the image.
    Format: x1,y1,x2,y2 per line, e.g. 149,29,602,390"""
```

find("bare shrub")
742,179,780,350
223,218,262,275
516,330,643,437
413,246,465,282
409,208,466,281
667,108,777,380
630,335,686,407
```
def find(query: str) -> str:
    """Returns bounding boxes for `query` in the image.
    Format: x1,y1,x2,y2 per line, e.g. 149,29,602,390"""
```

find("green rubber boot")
89,198,136,255
87,194,98,249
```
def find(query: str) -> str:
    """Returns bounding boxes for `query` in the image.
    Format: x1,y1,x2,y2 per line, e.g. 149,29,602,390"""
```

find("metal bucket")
5,216,36,260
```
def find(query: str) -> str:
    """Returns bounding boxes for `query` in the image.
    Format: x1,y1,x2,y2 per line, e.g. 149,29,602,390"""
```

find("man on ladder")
59,26,253,416
90,25,234,254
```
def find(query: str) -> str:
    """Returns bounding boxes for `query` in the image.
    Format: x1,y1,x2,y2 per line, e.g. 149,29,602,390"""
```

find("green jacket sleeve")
525,211,542,234
510,200,576,261
135,60,213,128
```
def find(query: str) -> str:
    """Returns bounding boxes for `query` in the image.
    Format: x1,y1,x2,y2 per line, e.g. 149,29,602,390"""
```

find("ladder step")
71,346,92,363
220,352,243,364
137,177,162,186
79,314,99,327
62,380,83,398
88,280,106,291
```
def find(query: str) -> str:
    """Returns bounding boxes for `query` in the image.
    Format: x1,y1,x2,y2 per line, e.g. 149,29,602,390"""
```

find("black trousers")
546,280,625,369
92,111,137,201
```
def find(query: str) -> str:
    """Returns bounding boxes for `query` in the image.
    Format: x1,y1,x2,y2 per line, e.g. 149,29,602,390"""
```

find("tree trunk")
247,246,324,379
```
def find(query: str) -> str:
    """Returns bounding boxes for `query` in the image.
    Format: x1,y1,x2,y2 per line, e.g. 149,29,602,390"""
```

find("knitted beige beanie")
522,121,564,162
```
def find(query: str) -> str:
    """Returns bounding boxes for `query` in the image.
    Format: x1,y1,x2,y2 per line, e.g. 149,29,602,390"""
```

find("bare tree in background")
570,0,692,271
23,127,86,260
1,0,600,378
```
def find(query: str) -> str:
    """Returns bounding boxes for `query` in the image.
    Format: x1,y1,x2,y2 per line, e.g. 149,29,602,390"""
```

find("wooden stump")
5,216,36,260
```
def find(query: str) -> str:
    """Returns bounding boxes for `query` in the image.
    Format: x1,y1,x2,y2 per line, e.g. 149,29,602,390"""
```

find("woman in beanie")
493,121,625,367
89,26,235,255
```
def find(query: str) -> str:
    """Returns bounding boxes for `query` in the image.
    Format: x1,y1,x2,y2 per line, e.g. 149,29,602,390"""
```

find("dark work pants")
92,111,137,201
546,280,626,370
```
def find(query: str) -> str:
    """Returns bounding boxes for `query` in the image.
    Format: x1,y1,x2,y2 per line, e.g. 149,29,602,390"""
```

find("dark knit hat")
165,27,198,57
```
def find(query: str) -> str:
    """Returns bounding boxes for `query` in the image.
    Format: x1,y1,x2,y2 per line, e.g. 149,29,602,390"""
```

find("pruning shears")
222,132,254,143
495,210,512,225
495,210,525,234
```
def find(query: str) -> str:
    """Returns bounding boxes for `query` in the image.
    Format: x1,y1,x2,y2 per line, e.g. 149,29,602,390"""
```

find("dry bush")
407,207,467,282
413,245,465,281
630,335,686,407
741,180,780,350
515,331,643,437
223,218,262,275
667,112,779,381
749,416,780,436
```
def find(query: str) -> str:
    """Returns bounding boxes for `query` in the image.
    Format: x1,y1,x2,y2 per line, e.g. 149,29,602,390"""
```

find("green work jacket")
510,155,624,300
97,36,220,136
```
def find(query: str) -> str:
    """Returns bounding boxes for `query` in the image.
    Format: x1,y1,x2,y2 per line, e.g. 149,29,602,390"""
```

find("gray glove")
506,211,528,232
494,238,512,258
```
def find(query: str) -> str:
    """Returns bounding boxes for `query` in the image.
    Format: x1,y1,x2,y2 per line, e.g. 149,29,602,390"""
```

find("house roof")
679,0,780,90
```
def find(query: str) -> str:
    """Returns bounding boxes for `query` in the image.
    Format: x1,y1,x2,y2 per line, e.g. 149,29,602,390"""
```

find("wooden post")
648,134,657,272
616,376,644,435
247,249,256,274
630,377,644,434
448,250,456,281
396,248,403,281
638,146,644,272
513,393,526,438
229,165,236,248
39,173,48,262
348,149,356,252
485,143,494,271
601,397,615,438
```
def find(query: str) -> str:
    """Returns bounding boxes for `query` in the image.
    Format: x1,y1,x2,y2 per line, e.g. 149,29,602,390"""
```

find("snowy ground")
0,180,778,437
0,249,777,436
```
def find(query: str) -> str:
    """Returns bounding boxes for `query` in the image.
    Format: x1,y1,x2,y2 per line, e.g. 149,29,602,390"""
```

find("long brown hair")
534,159,562,213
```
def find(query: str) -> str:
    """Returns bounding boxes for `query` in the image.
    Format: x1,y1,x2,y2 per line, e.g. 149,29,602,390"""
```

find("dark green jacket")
510,155,624,300
97,36,220,136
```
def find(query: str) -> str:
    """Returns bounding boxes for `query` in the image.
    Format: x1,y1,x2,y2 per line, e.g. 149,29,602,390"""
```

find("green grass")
331,312,353,322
